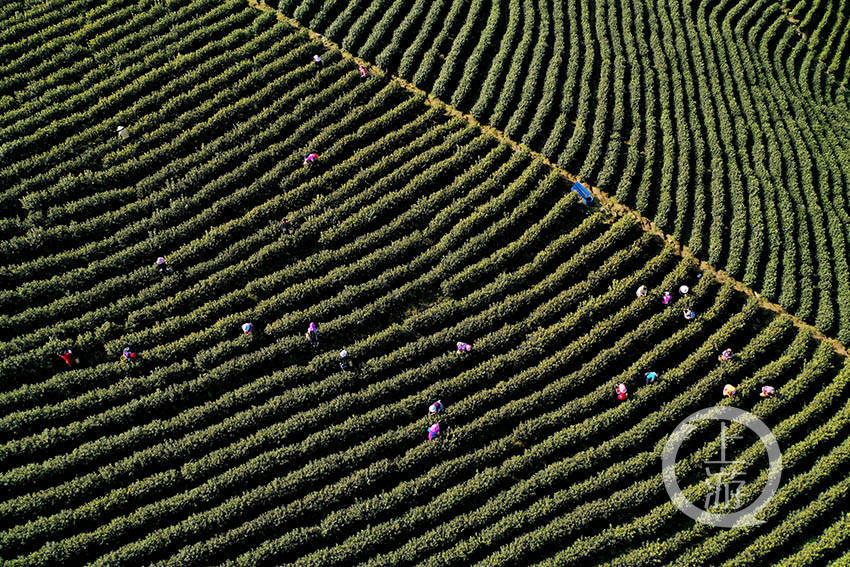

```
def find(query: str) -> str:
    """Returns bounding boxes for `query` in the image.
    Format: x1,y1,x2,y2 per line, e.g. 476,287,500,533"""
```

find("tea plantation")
2,0,850,565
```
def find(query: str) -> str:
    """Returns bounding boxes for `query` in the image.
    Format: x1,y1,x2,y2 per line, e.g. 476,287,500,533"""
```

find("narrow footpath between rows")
247,0,849,359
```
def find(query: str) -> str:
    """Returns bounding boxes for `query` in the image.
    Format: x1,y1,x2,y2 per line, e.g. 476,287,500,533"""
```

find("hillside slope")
1,1,849,565
277,0,850,340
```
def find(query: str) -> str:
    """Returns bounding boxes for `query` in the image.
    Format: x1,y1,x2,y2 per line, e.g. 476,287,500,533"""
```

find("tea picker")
59,349,76,368
306,322,319,346
121,347,138,364
156,257,172,275
340,349,353,371
429,400,444,416
281,218,294,235
616,383,628,400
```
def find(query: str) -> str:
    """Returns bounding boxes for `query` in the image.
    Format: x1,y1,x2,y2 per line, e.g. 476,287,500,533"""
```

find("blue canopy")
571,181,593,205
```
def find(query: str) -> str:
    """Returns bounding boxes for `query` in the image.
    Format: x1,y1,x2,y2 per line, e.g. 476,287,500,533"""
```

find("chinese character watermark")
703,420,747,510
662,406,782,528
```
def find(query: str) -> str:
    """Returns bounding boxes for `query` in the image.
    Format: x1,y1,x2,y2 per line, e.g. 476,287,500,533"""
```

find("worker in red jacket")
616,383,628,401
59,349,75,367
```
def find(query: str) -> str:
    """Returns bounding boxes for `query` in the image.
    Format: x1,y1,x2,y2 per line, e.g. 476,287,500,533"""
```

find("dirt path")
247,0,849,359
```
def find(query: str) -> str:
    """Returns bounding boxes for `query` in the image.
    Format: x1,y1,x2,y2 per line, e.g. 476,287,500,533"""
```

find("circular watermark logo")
662,406,782,528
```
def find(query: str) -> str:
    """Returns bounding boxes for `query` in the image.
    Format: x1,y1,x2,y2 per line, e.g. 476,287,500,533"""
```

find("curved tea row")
278,0,850,340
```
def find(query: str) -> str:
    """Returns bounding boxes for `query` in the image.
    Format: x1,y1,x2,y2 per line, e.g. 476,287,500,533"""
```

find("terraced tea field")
2,0,850,565
279,0,850,341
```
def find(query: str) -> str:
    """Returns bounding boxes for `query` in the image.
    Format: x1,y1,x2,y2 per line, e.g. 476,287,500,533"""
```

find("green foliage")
1,0,849,566
281,0,850,344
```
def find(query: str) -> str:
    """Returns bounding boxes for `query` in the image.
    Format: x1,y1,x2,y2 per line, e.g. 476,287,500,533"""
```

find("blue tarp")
571,181,593,205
